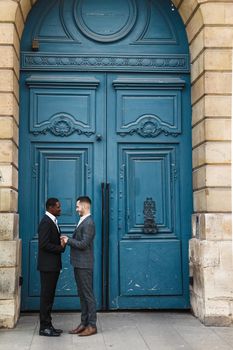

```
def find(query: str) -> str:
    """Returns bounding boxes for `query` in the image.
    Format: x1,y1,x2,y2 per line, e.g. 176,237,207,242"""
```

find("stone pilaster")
0,0,31,329
176,0,233,326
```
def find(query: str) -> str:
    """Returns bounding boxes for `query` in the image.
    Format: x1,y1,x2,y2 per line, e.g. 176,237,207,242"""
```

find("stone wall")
0,0,24,328
173,0,232,326
0,0,232,327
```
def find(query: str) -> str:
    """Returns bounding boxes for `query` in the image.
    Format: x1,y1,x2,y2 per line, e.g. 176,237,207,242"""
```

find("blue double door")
20,71,192,310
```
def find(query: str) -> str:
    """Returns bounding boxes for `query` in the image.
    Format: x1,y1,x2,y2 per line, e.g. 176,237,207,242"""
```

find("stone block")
20,0,32,22
191,215,198,239
190,289,205,322
201,3,233,25
191,52,204,84
189,238,200,263
0,213,19,240
191,74,204,104
200,241,220,268
193,164,231,189
192,265,205,298
192,119,231,147
205,95,232,118
178,0,199,25
0,164,18,189
205,165,231,187
0,71,19,102
205,213,232,241
192,120,205,147
219,241,233,271
0,23,14,44
0,188,18,212
192,167,203,190
0,23,19,56
0,1,18,22
192,143,205,169
190,29,204,63
0,93,19,122
15,6,25,40
194,188,231,212
204,49,232,71
0,46,19,79
189,238,220,268
0,299,15,316
224,3,233,25
205,27,233,48
0,299,18,328
0,140,18,166
0,117,18,144
205,119,231,141
205,72,232,95
193,141,231,168
203,315,232,327
192,95,232,125
204,266,233,300
0,240,21,267
0,267,17,299
205,141,231,164
186,8,203,43
196,213,232,241
192,97,204,126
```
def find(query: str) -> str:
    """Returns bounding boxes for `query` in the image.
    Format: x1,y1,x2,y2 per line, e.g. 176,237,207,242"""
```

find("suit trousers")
74,268,97,327
39,271,60,330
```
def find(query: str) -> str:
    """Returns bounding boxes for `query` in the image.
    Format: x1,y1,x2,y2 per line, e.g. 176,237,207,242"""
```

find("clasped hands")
60,235,68,247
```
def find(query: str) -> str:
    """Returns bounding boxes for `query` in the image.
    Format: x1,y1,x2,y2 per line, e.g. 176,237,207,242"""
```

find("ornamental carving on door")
31,114,94,137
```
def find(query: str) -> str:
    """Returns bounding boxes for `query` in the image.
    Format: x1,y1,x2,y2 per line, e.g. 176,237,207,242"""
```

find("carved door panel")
106,73,192,309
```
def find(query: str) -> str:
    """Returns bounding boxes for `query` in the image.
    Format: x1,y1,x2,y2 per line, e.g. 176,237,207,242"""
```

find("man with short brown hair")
61,196,97,336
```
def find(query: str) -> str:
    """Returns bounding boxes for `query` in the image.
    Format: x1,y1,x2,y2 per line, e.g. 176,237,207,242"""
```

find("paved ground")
1,312,233,350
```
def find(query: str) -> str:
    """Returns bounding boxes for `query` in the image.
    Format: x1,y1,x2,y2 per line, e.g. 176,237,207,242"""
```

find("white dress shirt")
45,211,59,230
77,213,91,228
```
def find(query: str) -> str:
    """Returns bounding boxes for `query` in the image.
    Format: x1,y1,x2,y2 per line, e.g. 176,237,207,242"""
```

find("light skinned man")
61,196,97,336
37,198,66,337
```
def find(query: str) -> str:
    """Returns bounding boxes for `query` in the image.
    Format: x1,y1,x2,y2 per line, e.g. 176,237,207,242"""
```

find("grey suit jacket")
67,215,95,269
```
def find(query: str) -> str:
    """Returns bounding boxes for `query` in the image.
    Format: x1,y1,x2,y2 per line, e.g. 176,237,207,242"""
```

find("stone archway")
0,0,231,327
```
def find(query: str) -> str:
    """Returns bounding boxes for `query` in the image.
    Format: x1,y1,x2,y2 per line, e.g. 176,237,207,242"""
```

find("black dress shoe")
39,328,60,337
51,326,63,334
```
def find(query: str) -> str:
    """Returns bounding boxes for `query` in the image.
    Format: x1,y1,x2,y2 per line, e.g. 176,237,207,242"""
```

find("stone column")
176,0,232,325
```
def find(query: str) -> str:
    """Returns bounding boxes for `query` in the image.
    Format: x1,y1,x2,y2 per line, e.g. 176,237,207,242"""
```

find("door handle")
101,182,110,310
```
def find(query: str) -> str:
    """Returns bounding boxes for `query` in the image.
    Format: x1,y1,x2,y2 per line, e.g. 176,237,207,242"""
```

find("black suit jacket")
37,214,65,272
67,215,95,269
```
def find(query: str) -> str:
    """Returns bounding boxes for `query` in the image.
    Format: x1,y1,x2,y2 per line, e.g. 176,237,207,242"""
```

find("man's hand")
61,235,68,246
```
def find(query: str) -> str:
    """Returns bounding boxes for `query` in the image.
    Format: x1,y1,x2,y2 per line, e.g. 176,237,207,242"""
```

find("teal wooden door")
19,0,192,310
106,73,191,308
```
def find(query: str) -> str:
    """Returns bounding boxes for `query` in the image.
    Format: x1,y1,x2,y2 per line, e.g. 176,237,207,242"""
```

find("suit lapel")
72,216,90,238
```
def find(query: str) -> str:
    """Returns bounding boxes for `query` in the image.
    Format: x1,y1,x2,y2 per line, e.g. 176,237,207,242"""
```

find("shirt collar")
77,213,91,225
46,211,57,222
